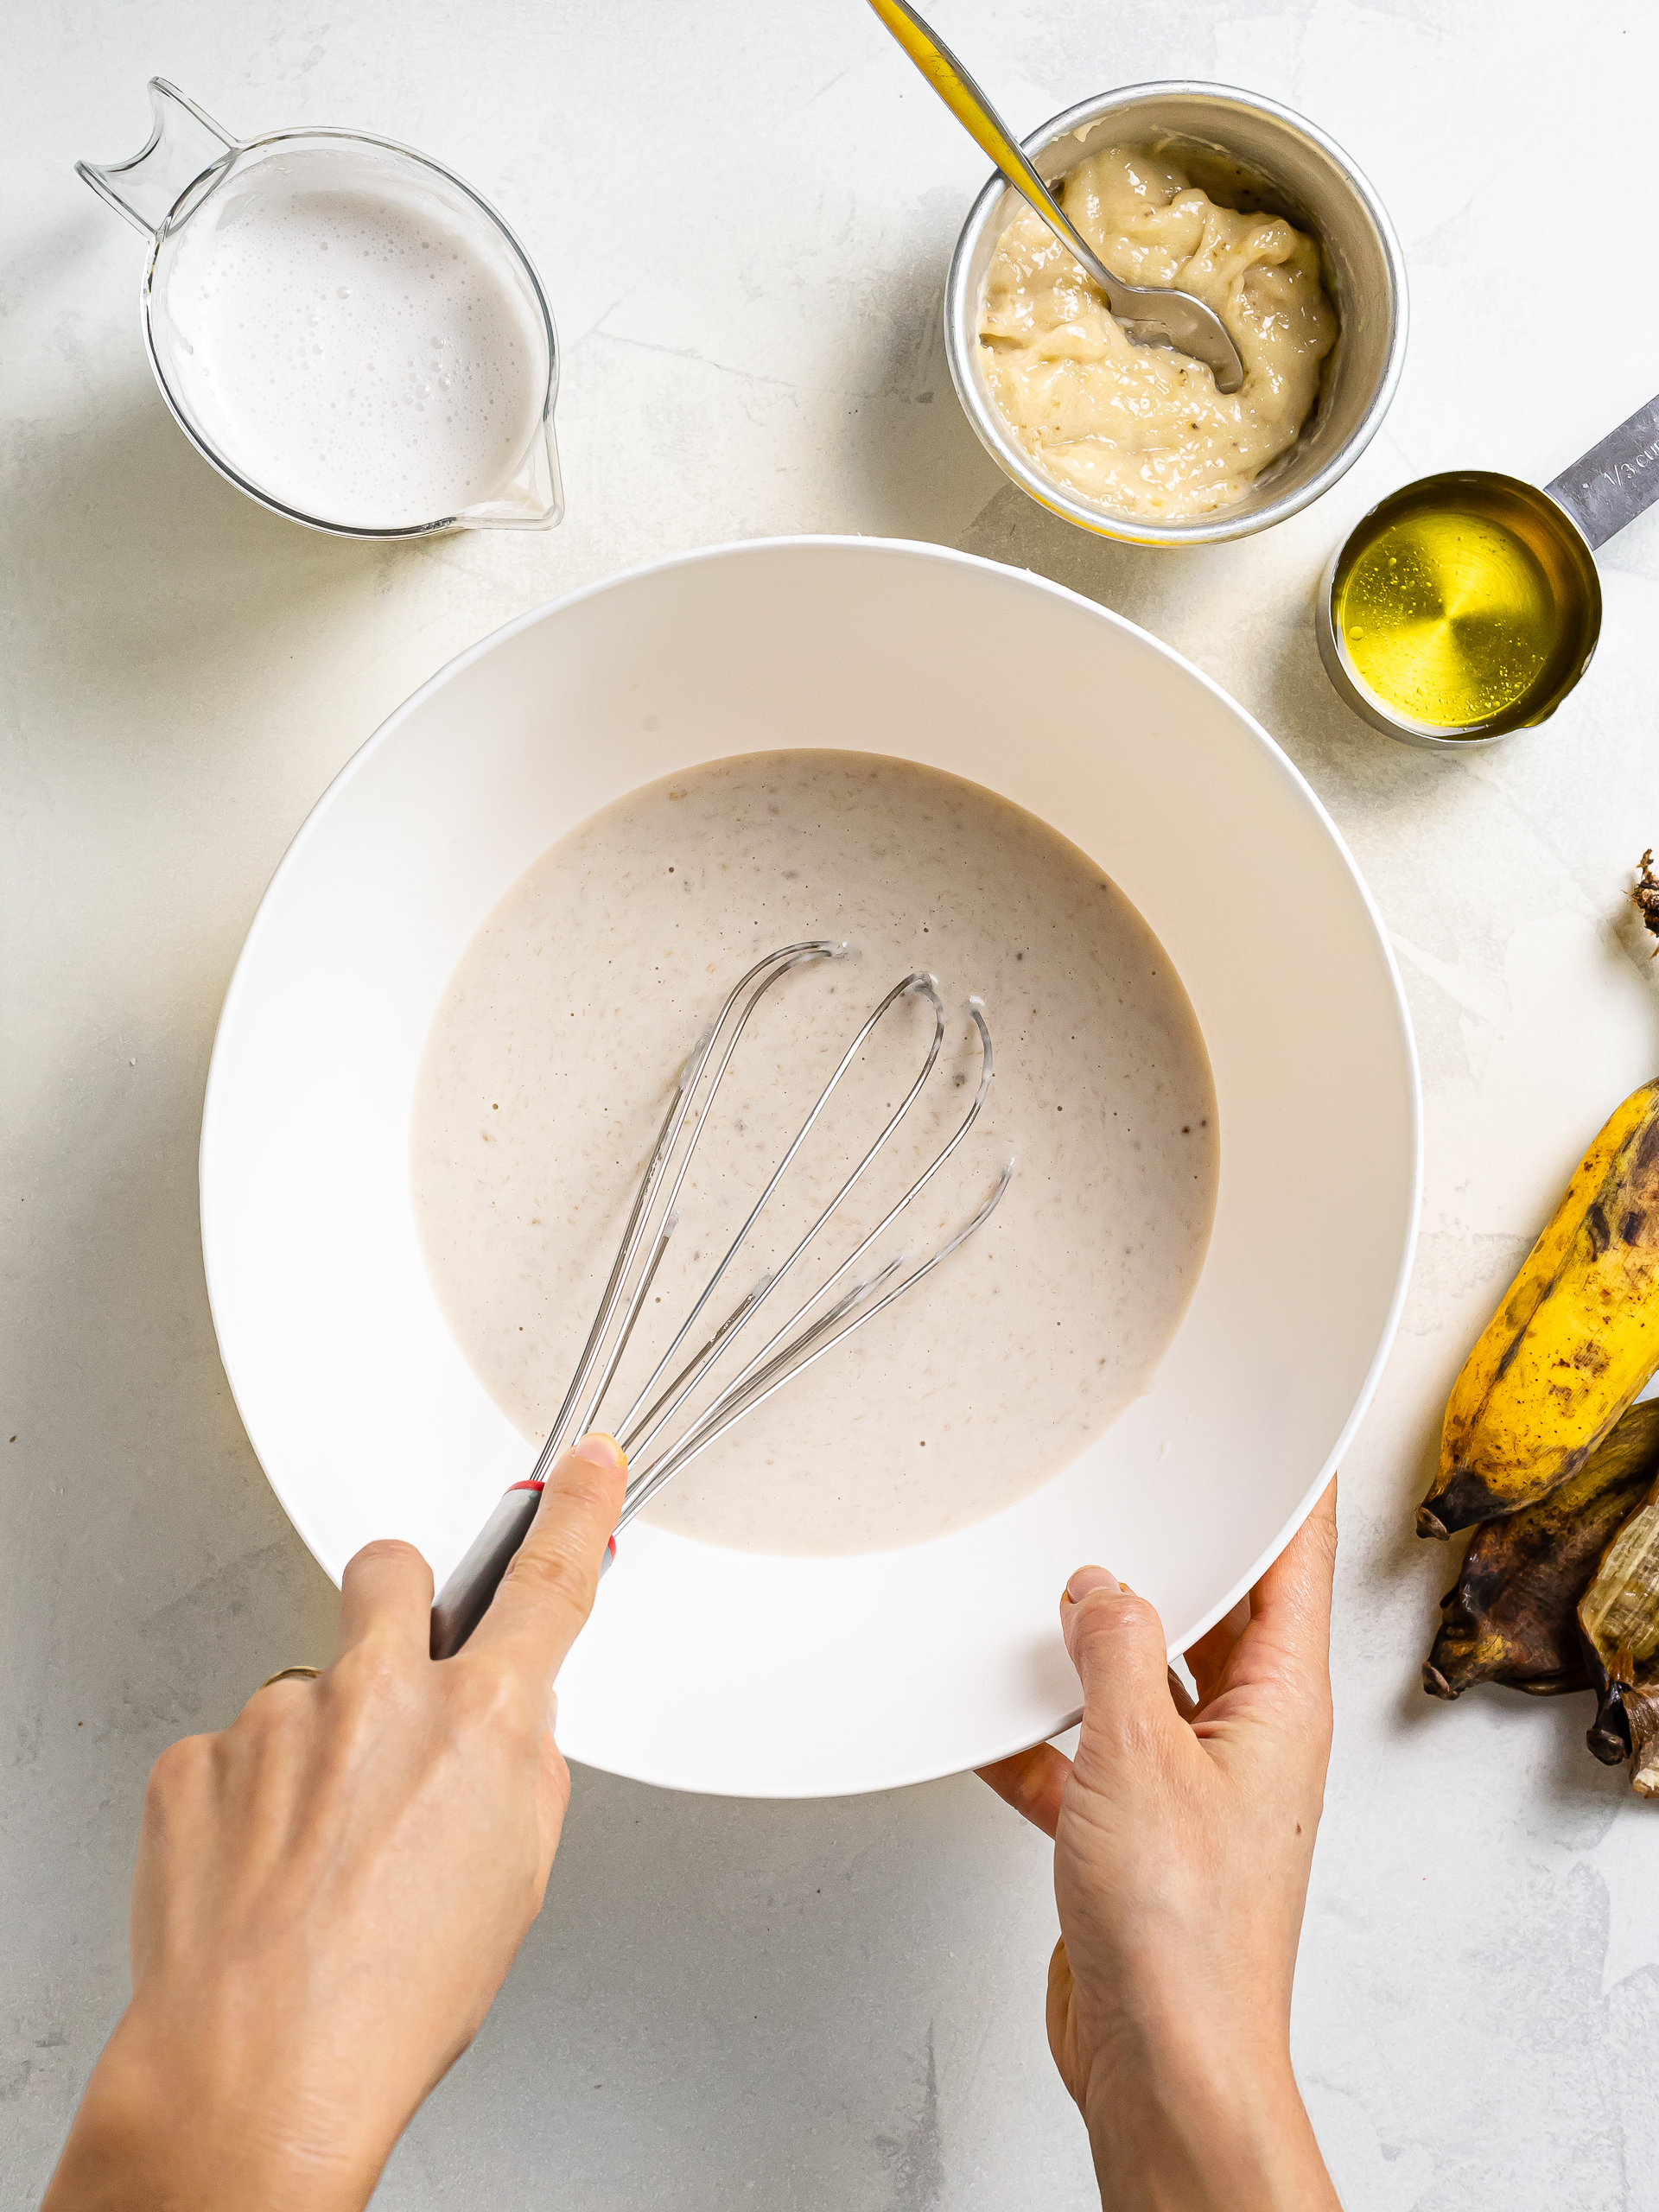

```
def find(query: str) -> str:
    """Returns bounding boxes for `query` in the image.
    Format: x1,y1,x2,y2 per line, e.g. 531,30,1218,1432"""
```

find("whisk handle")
429,1481,615,1659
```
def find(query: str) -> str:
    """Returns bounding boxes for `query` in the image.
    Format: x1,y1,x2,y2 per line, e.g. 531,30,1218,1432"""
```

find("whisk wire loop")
544,950,1010,1516
431,949,1011,1659
609,969,944,1450
620,997,995,1471
615,1160,1014,1529
613,971,945,1459
543,940,837,1466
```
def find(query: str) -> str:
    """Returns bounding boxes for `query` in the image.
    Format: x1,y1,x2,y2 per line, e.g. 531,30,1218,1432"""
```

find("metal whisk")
430,941,1010,1656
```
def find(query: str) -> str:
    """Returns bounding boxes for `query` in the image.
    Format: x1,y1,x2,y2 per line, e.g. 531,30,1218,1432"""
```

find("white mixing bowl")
200,537,1420,1797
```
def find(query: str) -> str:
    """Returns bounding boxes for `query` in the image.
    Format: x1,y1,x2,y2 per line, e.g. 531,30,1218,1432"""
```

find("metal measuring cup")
1316,392,1659,747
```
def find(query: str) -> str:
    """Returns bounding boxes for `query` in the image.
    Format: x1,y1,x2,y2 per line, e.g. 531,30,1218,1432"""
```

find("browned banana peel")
1580,1463,1659,1790
1424,1401,1659,1700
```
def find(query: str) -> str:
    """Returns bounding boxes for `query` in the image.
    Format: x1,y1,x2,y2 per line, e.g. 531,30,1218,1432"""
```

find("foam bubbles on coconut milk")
160,146,547,530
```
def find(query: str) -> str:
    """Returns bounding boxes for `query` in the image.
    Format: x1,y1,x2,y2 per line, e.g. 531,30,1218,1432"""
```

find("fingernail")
1064,1565,1116,1605
574,1432,627,1471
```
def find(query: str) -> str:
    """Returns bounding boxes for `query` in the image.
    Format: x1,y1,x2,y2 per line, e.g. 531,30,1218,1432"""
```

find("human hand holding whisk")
41,1435,626,2212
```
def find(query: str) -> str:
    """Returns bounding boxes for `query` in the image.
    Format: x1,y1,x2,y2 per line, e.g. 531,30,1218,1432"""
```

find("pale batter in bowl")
979,144,1337,522
412,751,1217,1555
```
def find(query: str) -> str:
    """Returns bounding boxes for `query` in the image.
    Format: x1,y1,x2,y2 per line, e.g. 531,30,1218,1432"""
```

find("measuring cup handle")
1545,392,1659,552
76,79,235,238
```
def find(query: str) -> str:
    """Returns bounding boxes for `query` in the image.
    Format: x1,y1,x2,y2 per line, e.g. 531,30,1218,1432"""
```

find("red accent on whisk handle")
429,1482,618,1659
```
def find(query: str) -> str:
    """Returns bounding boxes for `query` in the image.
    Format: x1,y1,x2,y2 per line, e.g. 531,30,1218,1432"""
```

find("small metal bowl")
944,82,1408,548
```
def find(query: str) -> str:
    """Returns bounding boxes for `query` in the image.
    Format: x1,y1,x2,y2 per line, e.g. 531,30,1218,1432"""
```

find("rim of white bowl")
200,536,1422,1785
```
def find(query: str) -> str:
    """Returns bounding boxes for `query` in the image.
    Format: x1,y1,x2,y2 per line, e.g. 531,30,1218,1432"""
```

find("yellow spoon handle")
864,0,1247,391
866,0,1049,205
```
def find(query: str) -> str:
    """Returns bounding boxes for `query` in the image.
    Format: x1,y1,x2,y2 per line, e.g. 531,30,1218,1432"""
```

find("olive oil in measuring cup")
1318,472,1601,747
1338,505,1554,725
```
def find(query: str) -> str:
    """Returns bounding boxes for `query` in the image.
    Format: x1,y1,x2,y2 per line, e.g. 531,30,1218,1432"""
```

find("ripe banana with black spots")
1418,1078,1659,1539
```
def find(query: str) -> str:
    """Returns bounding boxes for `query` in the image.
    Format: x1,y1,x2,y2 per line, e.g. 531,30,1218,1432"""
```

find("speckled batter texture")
412,752,1217,1554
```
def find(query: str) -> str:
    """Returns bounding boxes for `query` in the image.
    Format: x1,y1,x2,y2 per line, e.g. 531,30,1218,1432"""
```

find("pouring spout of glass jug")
77,79,236,238
457,416,564,532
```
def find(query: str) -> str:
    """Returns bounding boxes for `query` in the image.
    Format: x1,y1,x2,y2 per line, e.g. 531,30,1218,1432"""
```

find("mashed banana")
978,144,1337,521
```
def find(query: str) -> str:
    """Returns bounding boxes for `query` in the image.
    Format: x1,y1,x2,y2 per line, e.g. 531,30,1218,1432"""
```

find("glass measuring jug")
79,80,563,539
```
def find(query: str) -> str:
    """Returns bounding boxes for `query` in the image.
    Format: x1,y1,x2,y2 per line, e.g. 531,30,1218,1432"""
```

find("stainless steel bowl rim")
944,81,1409,549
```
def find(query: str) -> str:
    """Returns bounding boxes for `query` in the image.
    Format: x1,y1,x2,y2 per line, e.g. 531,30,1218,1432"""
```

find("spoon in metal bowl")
868,0,1246,394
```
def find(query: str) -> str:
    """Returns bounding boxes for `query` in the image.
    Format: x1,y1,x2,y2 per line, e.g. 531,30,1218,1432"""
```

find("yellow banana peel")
1419,1079,1659,1539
